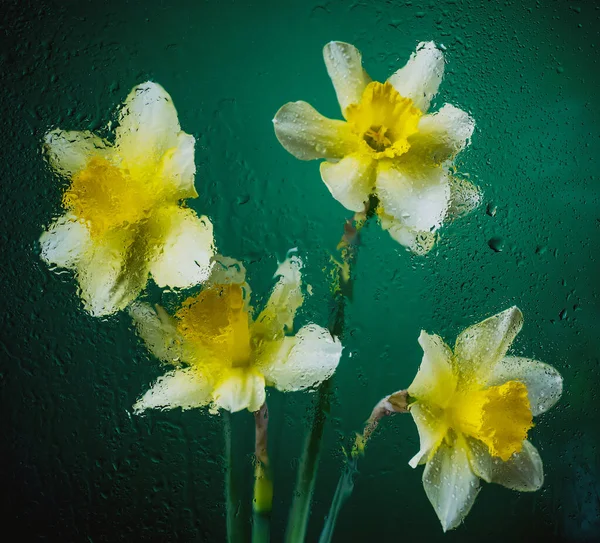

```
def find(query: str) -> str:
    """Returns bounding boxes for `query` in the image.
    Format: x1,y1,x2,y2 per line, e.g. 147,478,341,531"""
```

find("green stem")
317,456,358,543
285,211,368,543
224,411,246,543
253,403,272,543
318,391,410,542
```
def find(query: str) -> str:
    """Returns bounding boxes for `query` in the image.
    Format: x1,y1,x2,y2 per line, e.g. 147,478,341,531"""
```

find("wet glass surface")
0,0,598,541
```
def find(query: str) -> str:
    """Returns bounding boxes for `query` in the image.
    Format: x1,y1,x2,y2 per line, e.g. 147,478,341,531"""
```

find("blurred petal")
378,211,437,255
423,437,480,532
273,101,358,160
115,81,180,169
212,368,266,413
76,230,148,317
149,207,215,289
160,132,198,199
258,324,342,392
323,41,371,116
252,254,304,340
39,215,91,269
454,307,524,385
376,161,450,232
43,129,109,178
408,332,457,407
409,403,448,468
490,440,544,491
447,176,481,220
388,41,445,112
319,153,375,212
410,104,475,165
487,357,563,416
129,302,183,364
134,368,212,413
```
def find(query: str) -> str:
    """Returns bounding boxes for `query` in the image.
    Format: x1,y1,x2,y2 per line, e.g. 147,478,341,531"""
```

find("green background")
1,0,598,540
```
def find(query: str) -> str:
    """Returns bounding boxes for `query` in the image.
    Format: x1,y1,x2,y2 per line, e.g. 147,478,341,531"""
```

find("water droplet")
487,237,504,252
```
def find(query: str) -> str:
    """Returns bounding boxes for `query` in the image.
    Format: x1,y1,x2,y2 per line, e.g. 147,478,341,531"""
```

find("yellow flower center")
450,380,533,461
63,156,165,238
346,81,422,159
176,284,252,368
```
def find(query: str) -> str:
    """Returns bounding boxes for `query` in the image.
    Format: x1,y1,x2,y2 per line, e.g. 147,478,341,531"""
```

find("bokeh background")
1,0,598,540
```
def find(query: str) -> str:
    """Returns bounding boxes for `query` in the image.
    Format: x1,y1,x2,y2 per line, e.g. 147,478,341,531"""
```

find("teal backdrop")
1,0,598,541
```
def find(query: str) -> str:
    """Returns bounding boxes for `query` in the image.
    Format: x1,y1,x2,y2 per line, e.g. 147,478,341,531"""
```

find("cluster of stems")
225,205,402,542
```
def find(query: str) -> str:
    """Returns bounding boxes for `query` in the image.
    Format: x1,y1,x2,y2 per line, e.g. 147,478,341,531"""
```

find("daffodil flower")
131,255,343,414
39,82,215,316
407,307,563,531
274,41,479,254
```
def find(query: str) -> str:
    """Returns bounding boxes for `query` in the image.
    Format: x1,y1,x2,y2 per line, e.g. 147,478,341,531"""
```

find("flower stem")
252,403,272,543
285,210,369,543
318,391,410,543
224,411,246,543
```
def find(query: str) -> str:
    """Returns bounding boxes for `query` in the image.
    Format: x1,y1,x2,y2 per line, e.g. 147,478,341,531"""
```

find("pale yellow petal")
40,214,91,270
387,41,444,112
257,324,342,392
252,254,303,340
454,307,524,386
115,81,180,169
487,357,563,416
212,367,266,413
489,440,544,491
76,229,149,317
134,368,212,413
159,132,198,199
319,153,375,212
43,129,109,178
408,332,457,407
378,211,437,255
376,161,450,232
149,207,215,289
128,302,184,364
409,104,475,166
422,435,480,532
323,41,371,116
273,101,358,160
409,403,448,468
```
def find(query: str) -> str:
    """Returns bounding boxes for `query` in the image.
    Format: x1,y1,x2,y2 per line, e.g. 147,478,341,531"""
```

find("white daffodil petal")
76,230,148,317
487,357,563,416
408,332,457,407
378,211,437,255
129,302,183,364
253,255,304,340
454,307,524,385
465,436,493,483
323,41,371,116
409,403,448,468
423,438,481,532
388,41,444,112
447,176,482,220
160,132,198,199
115,81,180,168
258,324,342,392
320,153,375,212
43,129,109,178
212,368,266,413
376,162,450,232
413,104,475,164
134,368,212,413
273,101,358,160
149,207,215,290
490,440,544,492
39,215,91,270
